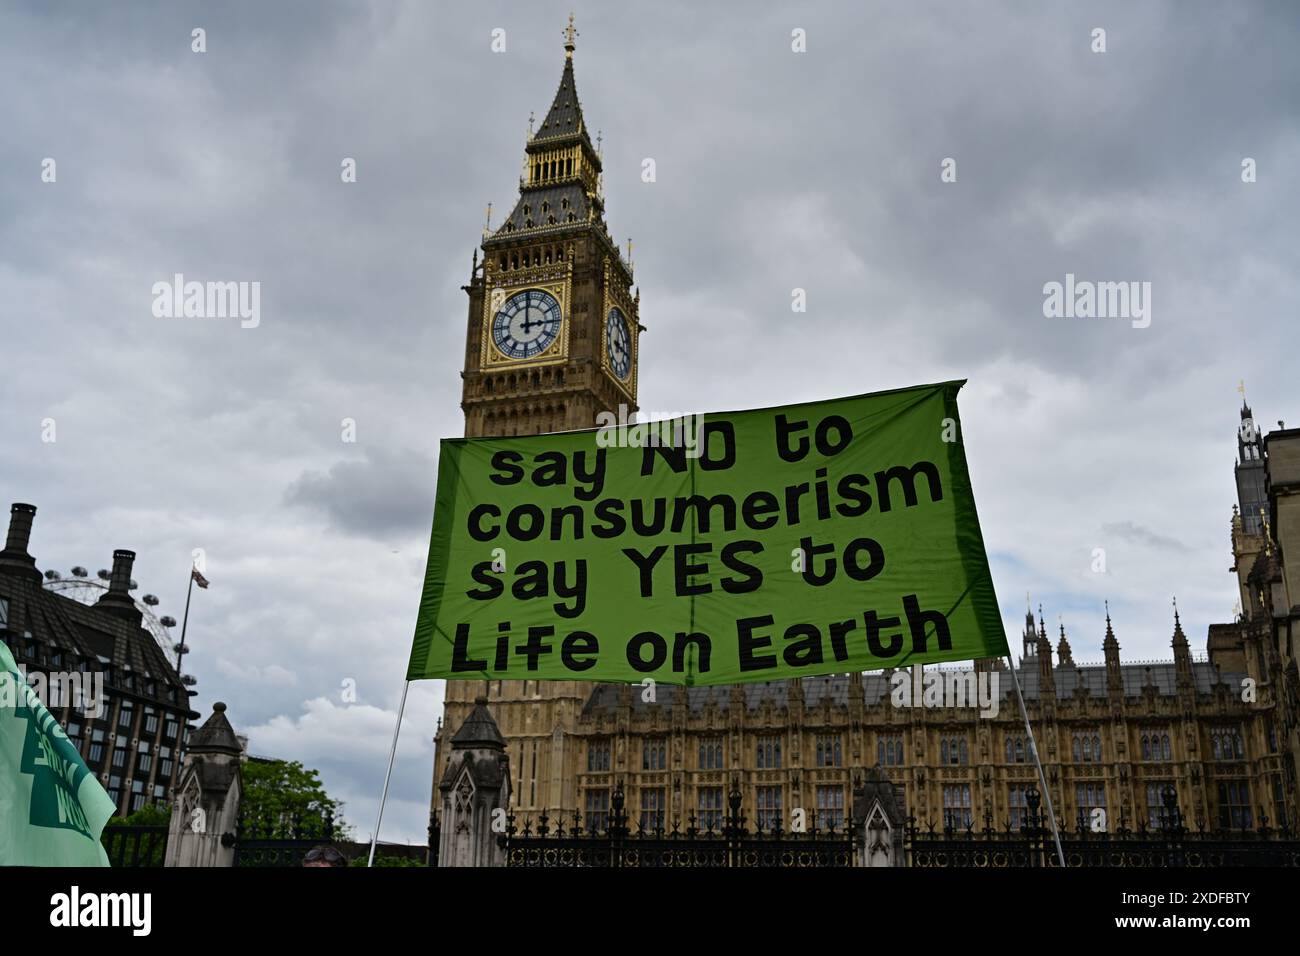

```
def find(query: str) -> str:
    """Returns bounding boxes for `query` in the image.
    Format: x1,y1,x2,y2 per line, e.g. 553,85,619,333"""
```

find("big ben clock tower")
435,17,641,820
460,15,640,440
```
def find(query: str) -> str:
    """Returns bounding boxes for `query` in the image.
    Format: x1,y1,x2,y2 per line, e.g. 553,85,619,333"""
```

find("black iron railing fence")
905,784,1300,867
496,781,1299,868
497,785,855,867
102,824,168,867
223,810,336,867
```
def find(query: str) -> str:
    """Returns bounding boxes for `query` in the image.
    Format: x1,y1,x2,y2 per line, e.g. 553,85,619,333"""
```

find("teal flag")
407,381,1010,685
0,640,115,866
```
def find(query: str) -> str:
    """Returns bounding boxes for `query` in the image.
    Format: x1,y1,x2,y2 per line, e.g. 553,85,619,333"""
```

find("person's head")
302,845,347,868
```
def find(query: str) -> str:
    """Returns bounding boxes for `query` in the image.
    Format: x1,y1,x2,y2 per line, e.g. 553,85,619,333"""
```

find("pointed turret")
1234,387,1268,535
187,701,242,756
1036,608,1054,693
1056,621,1073,666
533,15,591,146
1172,598,1194,689
489,14,620,252
1022,599,1037,659
1102,602,1123,697
450,695,508,749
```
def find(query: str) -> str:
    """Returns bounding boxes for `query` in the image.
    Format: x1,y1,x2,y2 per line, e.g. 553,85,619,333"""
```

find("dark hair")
303,845,347,866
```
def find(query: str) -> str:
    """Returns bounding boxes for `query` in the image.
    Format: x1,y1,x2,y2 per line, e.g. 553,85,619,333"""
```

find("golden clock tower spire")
436,20,642,821
564,12,578,59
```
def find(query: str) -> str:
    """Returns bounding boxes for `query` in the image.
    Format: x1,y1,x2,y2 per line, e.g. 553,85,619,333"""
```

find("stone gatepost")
437,696,512,867
164,702,243,867
852,765,907,867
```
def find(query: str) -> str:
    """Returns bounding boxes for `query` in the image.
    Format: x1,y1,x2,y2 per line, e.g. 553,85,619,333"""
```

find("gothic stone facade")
439,611,1290,836
1219,403,1300,824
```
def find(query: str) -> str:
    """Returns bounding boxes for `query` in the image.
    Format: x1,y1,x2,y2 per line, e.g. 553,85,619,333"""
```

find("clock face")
492,289,563,360
1241,418,1257,442
605,307,631,381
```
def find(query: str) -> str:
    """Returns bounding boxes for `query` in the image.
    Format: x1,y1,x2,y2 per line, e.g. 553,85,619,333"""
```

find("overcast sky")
2,1,1297,845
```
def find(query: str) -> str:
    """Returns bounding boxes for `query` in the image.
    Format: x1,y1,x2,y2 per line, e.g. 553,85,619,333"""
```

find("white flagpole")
368,680,411,867
1005,653,1066,867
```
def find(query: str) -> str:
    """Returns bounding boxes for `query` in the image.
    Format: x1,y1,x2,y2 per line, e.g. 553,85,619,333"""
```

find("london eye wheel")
41,566,186,672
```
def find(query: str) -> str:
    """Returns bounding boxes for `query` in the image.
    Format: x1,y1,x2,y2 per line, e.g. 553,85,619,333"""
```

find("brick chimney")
95,548,143,624
0,503,41,582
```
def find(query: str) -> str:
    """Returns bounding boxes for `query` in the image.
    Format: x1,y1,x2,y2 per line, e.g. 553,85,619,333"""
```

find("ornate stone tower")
437,697,511,868
460,15,639,439
435,17,641,820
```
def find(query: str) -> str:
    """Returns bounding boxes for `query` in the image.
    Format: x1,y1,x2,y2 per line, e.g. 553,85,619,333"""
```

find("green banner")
0,640,115,866
407,381,1008,686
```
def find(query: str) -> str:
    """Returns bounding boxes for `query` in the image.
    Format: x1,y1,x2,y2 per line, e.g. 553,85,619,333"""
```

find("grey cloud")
1101,521,1190,554
285,447,436,539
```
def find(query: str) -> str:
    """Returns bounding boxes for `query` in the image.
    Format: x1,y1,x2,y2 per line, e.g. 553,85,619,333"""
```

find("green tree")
101,804,172,866
238,758,351,840
107,803,172,828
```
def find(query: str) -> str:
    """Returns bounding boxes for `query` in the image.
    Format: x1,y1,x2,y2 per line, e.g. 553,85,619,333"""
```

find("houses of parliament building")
433,22,1300,840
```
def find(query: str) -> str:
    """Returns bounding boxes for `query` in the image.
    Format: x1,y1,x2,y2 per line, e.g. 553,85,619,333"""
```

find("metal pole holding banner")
1005,654,1066,867
369,679,411,867
176,569,195,681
